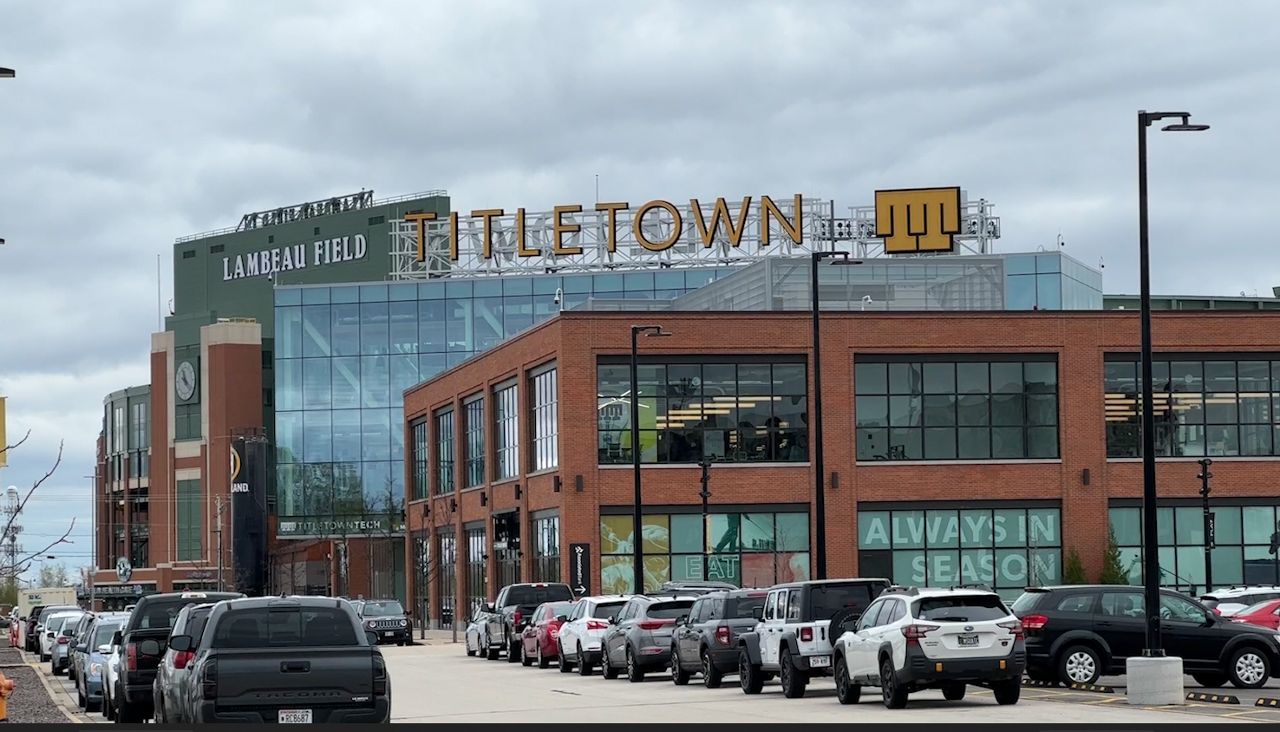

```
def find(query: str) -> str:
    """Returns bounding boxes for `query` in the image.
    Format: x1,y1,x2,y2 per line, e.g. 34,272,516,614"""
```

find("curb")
1068,682,1116,694
1256,697,1280,707
22,660,82,724
1186,692,1239,704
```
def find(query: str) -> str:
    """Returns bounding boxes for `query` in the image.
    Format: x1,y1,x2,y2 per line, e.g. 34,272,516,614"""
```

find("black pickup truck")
167,596,390,724
111,591,244,722
480,582,575,662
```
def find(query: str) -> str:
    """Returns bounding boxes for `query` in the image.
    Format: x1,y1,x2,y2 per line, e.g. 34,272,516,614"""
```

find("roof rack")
879,585,920,597
952,583,994,592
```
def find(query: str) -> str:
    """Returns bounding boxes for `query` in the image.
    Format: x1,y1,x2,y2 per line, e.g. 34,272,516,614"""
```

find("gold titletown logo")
874,187,962,253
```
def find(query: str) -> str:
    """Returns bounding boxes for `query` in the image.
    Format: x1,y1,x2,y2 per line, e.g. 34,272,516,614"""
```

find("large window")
494,512,520,587
465,525,487,620
858,505,1061,598
437,528,456,629
464,397,485,488
1110,503,1280,591
1106,356,1280,458
494,383,519,480
410,421,428,501
600,510,810,594
855,357,1059,461
176,479,202,561
113,406,125,453
434,408,455,495
597,359,808,464
532,512,560,582
531,367,558,471
129,400,148,451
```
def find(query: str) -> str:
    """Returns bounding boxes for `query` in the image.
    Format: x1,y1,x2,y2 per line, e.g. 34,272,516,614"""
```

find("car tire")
780,649,806,699
466,644,476,657
507,637,521,664
625,646,645,683
521,641,535,667
739,649,764,695
1192,672,1227,687
602,653,619,679
1229,646,1271,689
702,649,723,689
993,678,1021,705
577,645,593,676
485,636,500,661
942,682,966,701
558,646,573,673
538,644,551,669
77,687,85,709
1057,644,1101,686
880,658,908,709
671,646,690,685
834,654,861,705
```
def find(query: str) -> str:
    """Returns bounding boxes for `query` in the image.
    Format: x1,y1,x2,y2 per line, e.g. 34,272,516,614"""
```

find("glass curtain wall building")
273,268,728,536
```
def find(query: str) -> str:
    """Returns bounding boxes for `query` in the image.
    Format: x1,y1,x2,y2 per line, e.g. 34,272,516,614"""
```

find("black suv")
670,589,768,688
1013,585,1280,688
357,599,411,646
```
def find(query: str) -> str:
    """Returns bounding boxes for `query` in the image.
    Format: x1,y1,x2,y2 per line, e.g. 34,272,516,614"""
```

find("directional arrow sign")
570,543,591,597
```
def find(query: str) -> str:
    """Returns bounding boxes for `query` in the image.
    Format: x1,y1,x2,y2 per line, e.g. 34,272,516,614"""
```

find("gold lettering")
874,187,962,253
471,208,504,260
761,194,803,246
595,202,629,253
516,208,541,257
690,196,751,248
553,205,584,255
404,211,437,262
632,200,682,252
449,211,459,261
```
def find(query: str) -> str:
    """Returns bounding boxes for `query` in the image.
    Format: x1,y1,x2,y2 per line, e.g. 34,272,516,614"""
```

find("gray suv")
600,595,696,682
357,599,412,646
670,589,768,688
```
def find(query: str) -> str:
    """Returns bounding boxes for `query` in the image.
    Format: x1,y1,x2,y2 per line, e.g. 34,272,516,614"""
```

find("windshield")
591,601,625,620
726,595,767,619
56,615,84,635
646,601,694,619
361,601,404,617
506,585,574,606
809,584,876,620
49,615,77,632
212,607,358,648
914,595,1009,622
93,623,122,648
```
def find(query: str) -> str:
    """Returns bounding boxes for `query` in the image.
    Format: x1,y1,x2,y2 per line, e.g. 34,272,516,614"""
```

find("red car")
1231,599,1280,630
521,600,577,668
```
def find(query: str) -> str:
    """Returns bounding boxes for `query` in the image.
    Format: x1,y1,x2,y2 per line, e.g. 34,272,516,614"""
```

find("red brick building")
404,310,1280,627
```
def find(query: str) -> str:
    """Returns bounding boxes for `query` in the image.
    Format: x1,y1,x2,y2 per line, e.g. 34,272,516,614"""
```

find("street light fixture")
630,324,671,594
810,249,862,580
0,68,14,79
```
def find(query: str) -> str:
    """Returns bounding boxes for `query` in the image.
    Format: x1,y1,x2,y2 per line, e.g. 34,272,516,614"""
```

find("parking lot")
380,642,1280,724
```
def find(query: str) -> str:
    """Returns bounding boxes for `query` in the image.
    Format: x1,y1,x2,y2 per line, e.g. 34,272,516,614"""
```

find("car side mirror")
68,640,78,650
676,615,688,626
111,630,123,647
607,616,617,626
167,635,194,653
753,607,764,621
365,630,379,646
555,615,569,623
482,603,495,614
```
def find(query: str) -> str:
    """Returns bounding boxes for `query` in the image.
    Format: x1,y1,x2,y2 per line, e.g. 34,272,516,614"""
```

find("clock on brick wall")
176,359,199,403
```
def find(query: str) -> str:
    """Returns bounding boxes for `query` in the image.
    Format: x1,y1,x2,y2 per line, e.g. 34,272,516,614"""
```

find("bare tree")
0,434,78,579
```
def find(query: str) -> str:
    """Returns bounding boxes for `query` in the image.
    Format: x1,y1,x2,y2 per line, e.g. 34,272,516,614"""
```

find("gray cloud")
2,0,1279,577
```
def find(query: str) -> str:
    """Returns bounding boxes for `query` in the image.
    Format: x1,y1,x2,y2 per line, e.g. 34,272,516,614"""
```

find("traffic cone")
0,671,15,722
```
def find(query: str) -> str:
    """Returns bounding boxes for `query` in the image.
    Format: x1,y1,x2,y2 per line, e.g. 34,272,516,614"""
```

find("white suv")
556,595,630,675
1200,586,1280,617
832,586,1024,708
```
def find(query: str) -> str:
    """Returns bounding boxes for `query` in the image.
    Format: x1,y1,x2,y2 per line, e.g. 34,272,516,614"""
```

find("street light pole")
630,325,671,594
1198,458,1214,595
1137,110,1209,659
698,457,712,582
811,246,856,580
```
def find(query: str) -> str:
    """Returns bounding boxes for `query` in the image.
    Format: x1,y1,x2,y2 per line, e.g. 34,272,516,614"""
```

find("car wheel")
558,646,573,673
485,635,500,661
602,651,620,680
1229,646,1271,689
702,649,723,689
992,677,1021,705
880,658,908,709
671,646,690,685
577,644,594,676
521,641,534,667
1057,644,1101,686
507,637,521,664
780,649,806,699
834,654,861,705
942,682,966,701
1192,672,1228,687
626,646,645,683
466,642,476,657
538,644,551,669
77,687,85,709
739,649,763,695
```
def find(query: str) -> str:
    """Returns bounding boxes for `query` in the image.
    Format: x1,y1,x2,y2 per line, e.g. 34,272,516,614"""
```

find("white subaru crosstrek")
556,595,630,674
832,586,1025,708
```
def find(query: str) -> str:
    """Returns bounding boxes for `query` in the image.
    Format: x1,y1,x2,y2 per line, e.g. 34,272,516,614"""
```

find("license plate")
957,634,979,647
278,709,312,724
808,655,831,668
384,631,395,637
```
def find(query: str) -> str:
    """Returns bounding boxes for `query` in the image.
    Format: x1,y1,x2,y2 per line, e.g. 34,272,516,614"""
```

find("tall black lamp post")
631,324,671,594
1137,110,1209,656
698,456,713,581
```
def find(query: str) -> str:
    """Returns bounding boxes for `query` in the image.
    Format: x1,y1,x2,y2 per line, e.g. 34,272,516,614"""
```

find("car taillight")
715,625,731,646
799,626,813,642
513,611,523,627
901,624,940,645
174,650,194,670
1021,614,1049,631
126,642,138,671
586,620,608,630
372,653,387,696
57,637,69,645
201,659,217,700
637,619,674,630
997,619,1024,638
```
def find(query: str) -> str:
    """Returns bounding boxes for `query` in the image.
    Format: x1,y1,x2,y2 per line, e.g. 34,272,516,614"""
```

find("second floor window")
435,408,455,494
411,421,429,500
531,367,558,471
494,383,519,480
464,397,485,487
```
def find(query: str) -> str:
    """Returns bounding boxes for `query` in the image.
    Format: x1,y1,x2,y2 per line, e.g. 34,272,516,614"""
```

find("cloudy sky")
0,0,1276,581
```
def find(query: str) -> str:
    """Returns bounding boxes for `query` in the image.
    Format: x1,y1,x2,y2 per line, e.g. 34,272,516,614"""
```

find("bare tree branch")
0,439,64,545
0,429,31,458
